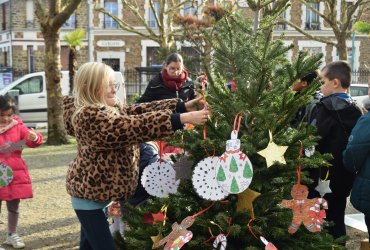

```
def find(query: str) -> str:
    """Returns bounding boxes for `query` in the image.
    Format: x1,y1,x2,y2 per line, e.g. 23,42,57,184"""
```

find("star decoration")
315,179,332,197
151,233,163,249
173,155,193,180
236,188,261,219
257,131,288,168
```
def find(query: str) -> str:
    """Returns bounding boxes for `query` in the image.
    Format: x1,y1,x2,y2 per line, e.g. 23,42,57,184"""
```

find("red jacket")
0,116,43,200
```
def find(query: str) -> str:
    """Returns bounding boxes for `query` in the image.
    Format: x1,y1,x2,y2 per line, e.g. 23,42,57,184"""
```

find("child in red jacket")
0,95,43,249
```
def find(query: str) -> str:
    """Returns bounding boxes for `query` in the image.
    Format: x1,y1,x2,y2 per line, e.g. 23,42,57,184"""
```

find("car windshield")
350,85,368,96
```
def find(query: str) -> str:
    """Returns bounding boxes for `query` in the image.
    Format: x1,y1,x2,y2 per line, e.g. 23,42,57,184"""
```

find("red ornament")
144,212,166,225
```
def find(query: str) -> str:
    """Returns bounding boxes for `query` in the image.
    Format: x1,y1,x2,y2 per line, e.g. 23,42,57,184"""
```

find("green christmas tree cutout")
229,156,238,173
243,161,253,178
230,177,239,193
216,166,226,182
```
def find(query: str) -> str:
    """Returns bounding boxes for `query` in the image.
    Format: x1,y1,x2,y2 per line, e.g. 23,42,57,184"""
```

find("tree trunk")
68,47,77,96
336,35,348,61
44,29,68,145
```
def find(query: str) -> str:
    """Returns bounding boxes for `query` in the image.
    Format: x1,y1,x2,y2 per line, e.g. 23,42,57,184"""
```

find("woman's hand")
185,95,206,112
180,110,209,125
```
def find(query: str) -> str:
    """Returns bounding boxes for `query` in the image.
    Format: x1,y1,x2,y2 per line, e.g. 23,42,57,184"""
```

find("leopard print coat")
63,96,179,202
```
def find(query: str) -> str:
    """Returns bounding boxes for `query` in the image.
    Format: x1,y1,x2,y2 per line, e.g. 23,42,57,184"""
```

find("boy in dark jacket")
310,61,362,239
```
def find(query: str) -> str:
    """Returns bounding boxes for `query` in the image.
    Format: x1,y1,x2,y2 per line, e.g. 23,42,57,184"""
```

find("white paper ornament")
216,131,253,194
141,160,180,198
192,157,228,201
304,146,315,157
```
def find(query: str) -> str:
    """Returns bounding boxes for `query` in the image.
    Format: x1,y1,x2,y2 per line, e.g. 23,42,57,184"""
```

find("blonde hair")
72,62,117,125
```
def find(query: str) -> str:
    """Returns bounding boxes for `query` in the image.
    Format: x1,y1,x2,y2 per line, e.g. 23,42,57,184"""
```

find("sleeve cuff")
170,114,183,131
176,101,186,113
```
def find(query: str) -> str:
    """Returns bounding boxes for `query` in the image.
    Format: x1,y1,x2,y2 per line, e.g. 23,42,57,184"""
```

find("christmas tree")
118,9,345,250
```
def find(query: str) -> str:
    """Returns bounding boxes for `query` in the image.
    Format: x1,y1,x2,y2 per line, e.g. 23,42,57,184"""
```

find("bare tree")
280,0,370,60
35,0,82,145
95,0,203,53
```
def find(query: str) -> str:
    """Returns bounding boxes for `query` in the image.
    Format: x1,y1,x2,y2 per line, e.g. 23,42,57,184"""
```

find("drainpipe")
9,0,12,67
87,0,93,61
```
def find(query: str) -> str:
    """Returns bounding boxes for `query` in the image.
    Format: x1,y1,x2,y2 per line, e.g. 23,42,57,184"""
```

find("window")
275,11,286,30
148,1,159,28
302,47,322,56
181,47,201,73
102,58,120,71
62,13,76,29
183,2,196,16
13,76,43,95
305,2,320,30
2,3,6,30
105,0,118,29
26,0,34,28
27,46,35,73
146,47,161,66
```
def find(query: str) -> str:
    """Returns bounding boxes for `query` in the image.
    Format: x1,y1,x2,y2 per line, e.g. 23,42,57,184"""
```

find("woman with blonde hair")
63,62,208,249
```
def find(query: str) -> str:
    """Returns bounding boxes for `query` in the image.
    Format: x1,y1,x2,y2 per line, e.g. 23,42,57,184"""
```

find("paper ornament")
212,233,227,250
192,157,228,201
309,198,328,232
173,155,193,180
0,161,14,188
315,179,332,197
236,188,261,219
153,216,195,250
151,233,163,249
107,201,121,217
144,212,166,225
260,236,278,250
141,160,180,198
0,140,25,158
304,146,315,157
216,131,253,194
257,131,288,168
280,184,318,234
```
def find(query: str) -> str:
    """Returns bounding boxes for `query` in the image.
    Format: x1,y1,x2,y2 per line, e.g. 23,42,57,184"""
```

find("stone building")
0,0,368,83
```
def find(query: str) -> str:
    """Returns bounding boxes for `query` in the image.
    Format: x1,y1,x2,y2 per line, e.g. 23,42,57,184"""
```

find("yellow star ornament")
236,188,261,219
257,130,288,168
151,233,163,249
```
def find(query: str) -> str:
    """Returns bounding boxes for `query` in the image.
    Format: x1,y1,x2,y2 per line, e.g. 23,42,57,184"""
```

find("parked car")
0,71,126,127
349,84,369,107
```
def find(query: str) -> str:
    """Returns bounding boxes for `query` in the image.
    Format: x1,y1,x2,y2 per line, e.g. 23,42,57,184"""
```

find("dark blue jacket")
343,112,370,214
312,95,362,197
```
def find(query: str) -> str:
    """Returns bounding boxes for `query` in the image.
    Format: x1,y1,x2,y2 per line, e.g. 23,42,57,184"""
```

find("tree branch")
279,18,336,45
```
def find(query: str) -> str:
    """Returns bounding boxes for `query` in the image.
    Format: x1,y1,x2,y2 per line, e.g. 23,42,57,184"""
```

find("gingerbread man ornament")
281,184,317,234
154,216,195,250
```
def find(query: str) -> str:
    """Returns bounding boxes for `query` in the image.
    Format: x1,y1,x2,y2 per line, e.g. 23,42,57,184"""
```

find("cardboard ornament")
0,161,13,188
153,216,195,250
216,130,253,194
280,184,319,234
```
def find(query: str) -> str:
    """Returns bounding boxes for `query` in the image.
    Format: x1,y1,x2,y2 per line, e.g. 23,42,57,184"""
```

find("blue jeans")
75,209,116,250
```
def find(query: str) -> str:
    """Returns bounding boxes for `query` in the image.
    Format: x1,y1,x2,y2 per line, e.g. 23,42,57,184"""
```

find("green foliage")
119,10,343,250
63,28,86,47
354,21,370,36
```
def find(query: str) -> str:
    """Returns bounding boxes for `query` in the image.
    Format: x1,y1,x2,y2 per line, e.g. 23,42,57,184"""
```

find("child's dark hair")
164,53,183,66
301,71,318,85
322,61,351,89
0,95,17,113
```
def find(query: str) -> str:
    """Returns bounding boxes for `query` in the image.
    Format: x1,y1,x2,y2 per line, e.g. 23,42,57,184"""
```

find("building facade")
0,0,368,84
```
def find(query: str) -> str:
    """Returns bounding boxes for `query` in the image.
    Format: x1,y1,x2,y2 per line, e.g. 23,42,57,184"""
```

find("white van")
0,71,126,126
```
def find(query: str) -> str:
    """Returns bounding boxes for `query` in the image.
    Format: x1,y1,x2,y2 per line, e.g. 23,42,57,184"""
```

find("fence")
352,69,370,85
